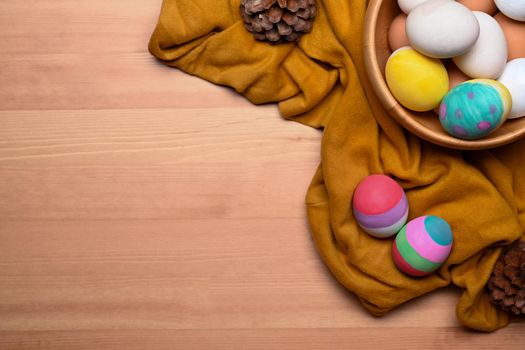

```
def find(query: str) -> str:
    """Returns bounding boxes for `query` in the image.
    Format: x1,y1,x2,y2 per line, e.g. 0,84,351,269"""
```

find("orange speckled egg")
495,12,525,61
388,13,410,51
457,0,497,15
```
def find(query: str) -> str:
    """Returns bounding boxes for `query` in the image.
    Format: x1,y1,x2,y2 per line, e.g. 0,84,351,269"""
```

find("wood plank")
0,0,252,110
0,108,316,165
0,53,254,110
1,327,523,350
0,108,319,220
0,0,159,54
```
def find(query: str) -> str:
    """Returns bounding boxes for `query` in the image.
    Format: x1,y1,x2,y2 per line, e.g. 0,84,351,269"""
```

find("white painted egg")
498,58,525,119
495,0,525,21
453,12,507,79
398,0,430,14
406,0,480,58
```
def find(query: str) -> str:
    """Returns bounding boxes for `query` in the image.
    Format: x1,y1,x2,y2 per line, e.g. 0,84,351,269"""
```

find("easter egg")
438,79,511,139
498,59,525,119
495,0,525,21
445,62,470,90
388,13,410,51
398,0,430,14
393,216,453,277
453,11,508,79
457,0,497,15
406,0,480,58
352,175,409,238
495,13,525,60
386,47,449,111
433,62,470,114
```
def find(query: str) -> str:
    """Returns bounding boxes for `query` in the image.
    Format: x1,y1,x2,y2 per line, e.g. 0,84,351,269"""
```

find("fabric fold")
149,0,525,331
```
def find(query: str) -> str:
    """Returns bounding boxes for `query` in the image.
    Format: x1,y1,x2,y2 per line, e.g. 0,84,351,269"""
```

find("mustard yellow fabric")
149,0,525,331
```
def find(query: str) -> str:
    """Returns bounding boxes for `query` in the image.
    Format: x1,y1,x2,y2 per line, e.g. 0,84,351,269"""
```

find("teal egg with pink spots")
438,79,512,140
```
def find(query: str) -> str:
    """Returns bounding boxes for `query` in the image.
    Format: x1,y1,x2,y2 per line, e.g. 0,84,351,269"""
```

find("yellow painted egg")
386,47,449,111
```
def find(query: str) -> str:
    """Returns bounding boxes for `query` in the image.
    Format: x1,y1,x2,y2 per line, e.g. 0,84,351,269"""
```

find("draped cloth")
149,0,525,331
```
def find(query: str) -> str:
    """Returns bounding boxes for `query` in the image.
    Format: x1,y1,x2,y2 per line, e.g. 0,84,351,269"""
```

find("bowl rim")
363,0,525,150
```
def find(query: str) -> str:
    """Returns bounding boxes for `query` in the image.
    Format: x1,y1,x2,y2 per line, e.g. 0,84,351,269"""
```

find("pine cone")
240,0,316,44
487,241,525,316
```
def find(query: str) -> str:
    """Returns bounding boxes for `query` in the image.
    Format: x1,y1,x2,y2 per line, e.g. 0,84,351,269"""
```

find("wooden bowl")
363,0,525,150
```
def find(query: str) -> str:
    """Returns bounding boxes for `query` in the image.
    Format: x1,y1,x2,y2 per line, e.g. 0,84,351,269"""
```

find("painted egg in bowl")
363,0,525,150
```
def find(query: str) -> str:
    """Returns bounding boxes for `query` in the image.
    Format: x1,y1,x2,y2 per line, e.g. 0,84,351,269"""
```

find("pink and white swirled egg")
352,175,409,238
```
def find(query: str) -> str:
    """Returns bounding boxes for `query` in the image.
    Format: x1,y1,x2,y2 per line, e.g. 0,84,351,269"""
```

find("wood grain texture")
0,0,522,349
1,328,524,350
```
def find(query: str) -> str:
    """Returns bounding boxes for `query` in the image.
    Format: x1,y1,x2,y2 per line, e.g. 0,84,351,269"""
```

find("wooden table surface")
0,1,522,349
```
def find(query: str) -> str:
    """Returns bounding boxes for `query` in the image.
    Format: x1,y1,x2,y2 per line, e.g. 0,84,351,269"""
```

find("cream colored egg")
406,0,480,58
453,12,507,79
498,59,525,119
398,0,430,14
495,0,525,21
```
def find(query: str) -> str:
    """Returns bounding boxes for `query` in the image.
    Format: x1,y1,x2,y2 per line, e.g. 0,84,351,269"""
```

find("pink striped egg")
393,215,453,277
352,175,409,238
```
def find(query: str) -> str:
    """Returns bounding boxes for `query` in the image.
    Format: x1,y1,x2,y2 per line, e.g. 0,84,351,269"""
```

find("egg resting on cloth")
149,0,525,332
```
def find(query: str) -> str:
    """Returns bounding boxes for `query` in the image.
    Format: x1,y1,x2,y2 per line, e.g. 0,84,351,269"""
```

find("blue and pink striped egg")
393,215,453,277
352,175,409,238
